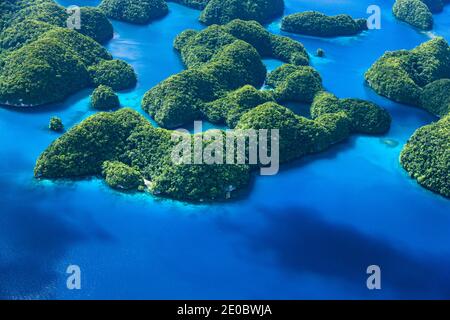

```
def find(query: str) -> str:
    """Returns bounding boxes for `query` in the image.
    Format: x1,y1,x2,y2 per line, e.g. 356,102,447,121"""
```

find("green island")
0,0,136,107
91,85,120,110
400,116,449,198
366,38,450,198
393,0,450,30
35,19,392,202
281,11,367,37
99,0,169,24
49,116,64,132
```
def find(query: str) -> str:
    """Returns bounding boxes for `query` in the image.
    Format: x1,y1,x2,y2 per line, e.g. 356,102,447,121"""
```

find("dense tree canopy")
49,116,64,132
365,37,450,106
143,19,310,128
393,0,434,30
91,85,120,110
392,0,450,30
99,0,168,24
0,0,135,107
282,11,367,37
266,64,323,103
401,116,450,198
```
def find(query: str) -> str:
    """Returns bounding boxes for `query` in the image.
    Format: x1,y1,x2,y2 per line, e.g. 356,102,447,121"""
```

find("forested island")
281,11,367,37
366,38,450,198
0,0,136,107
34,19,391,202
393,0,450,30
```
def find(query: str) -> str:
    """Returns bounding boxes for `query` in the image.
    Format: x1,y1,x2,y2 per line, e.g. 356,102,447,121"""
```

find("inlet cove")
0,0,449,300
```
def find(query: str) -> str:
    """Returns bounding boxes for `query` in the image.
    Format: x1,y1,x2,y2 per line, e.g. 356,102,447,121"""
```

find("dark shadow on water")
276,135,358,174
0,89,93,114
0,167,115,299
218,205,450,299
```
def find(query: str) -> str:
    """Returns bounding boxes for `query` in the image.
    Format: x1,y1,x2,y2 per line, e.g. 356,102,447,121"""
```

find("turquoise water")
1,0,449,299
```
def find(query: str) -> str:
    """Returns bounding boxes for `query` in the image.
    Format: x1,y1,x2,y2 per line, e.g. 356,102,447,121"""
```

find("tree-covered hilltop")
99,0,168,24
366,38,450,198
203,85,275,128
266,64,323,103
281,11,367,37
142,19,310,128
91,85,120,110
310,92,392,135
0,0,135,107
393,0,450,30
0,1,113,46
365,37,450,108
400,116,449,198
393,0,434,30
199,0,284,25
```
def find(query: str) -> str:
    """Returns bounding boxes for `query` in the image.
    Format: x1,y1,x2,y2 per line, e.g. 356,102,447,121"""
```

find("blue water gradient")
0,0,449,299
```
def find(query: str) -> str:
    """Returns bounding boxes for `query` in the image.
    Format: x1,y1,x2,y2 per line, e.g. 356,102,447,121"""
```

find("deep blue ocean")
1,0,449,299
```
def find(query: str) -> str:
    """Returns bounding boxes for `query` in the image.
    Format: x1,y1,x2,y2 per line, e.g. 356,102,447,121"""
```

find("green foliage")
49,116,64,132
0,27,118,106
420,79,450,117
393,0,433,30
102,161,143,190
367,37,450,197
0,19,56,53
0,31,90,106
223,20,309,65
89,59,137,91
199,0,284,25
281,11,367,37
35,109,148,178
365,37,450,106
143,36,267,128
400,115,450,198
13,1,67,27
40,28,112,66
142,69,221,128
35,108,251,202
311,92,392,134
236,102,351,163
151,162,250,202
203,85,275,127
99,0,168,24
144,20,311,129
266,64,323,103
91,85,120,110
78,7,114,44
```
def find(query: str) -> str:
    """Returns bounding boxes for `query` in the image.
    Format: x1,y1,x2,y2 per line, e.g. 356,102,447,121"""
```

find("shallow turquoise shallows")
1,0,450,299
